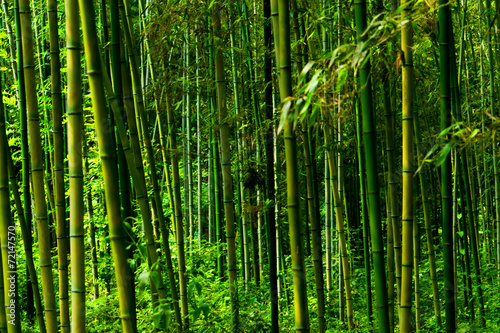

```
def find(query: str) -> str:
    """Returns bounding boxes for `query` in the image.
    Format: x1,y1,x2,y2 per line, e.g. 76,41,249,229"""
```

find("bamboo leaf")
436,142,454,167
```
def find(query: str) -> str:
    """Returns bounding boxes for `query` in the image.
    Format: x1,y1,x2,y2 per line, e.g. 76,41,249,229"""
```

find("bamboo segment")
19,0,58,329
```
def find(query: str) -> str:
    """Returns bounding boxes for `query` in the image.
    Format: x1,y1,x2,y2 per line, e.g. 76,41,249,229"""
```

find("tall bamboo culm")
213,4,239,330
13,0,38,325
0,75,22,333
399,0,415,330
48,0,69,329
354,0,390,331
66,0,85,328
277,0,309,330
438,0,456,330
19,0,58,329
78,0,137,330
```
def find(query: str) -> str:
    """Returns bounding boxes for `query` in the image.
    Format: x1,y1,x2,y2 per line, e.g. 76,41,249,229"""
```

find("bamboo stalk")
19,0,58,328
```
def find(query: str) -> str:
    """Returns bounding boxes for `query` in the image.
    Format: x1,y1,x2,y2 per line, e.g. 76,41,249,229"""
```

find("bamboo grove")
0,0,499,331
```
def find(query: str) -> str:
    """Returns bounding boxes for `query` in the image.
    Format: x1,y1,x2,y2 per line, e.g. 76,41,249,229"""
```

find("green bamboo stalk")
13,0,35,322
48,0,69,328
1,0,16,82
354,0,390,330
414,108,441,325
228,6,246,284
19,0,58,328
449,27,486,324
325,154,332,297
0,75,21,333
263,0,278,329
118,3,184,330
6,138,45,333
277,0,309,330
213,4,240,330
356,99,372,325
78,0,137,330
485,0,500,286
83,132,99,300
66,0,85,328
438,0,456,330
400,1,415,330
324,132,354,330
166,83,189,329
414,212,421,332
385,166,394,333
0,255,6,333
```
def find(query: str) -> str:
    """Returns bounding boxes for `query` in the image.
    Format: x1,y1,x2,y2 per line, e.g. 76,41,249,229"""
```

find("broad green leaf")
138,270,150,290
150,270,160,289
436,142,454,167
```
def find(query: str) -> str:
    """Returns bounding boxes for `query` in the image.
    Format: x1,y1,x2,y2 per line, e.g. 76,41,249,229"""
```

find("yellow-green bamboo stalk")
0,76,22,333
78,0,136,330
117,1,182,327
213,4,239,330
325,130,354,330
66,0,85,327
277,0,309,330
399,0,415,330
19,0,58,329
5,141,45,333
48,0,69,329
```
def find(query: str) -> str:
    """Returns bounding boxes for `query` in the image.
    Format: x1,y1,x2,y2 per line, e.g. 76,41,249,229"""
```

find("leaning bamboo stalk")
323,125,354,330
118,1,183,327
19,0,58,328
78,0,137,330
